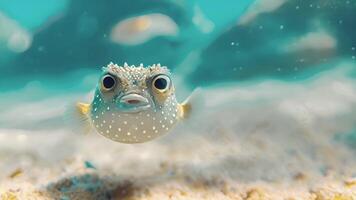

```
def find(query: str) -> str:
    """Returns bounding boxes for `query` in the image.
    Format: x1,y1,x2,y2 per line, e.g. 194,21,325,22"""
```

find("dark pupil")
103,76,115,89
154,78,167,90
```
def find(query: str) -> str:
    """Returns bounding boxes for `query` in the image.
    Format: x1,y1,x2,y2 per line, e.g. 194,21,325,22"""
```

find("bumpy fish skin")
89,63,181,143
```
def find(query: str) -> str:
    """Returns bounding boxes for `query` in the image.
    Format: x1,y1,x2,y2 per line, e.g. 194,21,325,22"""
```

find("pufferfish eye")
101,74,116,90
152,75,170,91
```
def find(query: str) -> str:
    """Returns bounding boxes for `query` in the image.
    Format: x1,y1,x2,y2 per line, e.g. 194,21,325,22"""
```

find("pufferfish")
72,62,197,144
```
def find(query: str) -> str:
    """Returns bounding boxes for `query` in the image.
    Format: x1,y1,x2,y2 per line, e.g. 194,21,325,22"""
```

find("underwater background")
0,0,356,199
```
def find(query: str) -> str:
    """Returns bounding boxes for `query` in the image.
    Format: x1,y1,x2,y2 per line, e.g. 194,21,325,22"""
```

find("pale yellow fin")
77,102,90,115
178,88,204,120
178,102,192,119
64,102,92,134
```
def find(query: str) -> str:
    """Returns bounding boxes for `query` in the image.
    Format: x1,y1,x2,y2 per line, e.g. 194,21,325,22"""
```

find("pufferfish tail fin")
64,102,92,135
178,87,205,120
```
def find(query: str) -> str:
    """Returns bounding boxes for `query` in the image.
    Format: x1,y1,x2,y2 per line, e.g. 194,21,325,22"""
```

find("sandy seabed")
1,67,356,199
0,131,355,200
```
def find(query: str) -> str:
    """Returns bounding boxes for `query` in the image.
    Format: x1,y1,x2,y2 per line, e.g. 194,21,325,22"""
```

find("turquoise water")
0,0,356,147
1,2,356,197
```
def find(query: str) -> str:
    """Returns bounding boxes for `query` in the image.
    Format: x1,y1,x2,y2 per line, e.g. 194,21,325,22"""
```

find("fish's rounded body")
72,63,194,144
73,62,191,144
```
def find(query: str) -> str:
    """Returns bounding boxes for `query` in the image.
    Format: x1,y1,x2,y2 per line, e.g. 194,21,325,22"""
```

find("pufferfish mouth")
118,93,151,113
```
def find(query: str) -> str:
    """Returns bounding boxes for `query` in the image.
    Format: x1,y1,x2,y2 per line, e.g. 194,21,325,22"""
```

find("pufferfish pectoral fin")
64,102,92,135
178,88,204,120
